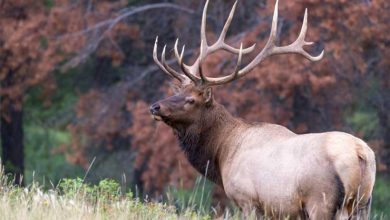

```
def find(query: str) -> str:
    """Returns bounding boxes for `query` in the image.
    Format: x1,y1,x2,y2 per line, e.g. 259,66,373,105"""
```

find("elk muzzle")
150,102,163,121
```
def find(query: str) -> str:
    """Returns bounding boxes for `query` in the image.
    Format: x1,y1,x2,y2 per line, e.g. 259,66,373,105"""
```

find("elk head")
150,0,323,127
149,84,213,127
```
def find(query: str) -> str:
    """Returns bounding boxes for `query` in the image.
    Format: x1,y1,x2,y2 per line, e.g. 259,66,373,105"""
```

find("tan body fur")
220,120,376,219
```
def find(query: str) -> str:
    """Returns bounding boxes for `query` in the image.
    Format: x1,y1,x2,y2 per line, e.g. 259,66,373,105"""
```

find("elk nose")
149,103,160,114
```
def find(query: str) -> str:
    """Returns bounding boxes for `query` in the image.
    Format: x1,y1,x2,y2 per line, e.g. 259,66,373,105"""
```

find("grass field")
0,164,212,220
0,164,389,220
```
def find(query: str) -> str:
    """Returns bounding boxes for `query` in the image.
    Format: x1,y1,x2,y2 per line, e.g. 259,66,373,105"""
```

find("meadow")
0,165,208,220
1,1,390,219
1,162,389,220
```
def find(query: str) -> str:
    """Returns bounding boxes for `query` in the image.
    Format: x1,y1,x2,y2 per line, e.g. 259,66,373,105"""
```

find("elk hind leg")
305,176,345,220
348,197,372,220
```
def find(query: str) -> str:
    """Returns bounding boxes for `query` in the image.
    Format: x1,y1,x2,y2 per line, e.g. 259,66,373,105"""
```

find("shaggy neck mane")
175,103,244,185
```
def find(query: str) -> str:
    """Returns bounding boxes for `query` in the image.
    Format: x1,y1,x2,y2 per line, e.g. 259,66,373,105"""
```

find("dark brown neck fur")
174,102,244,185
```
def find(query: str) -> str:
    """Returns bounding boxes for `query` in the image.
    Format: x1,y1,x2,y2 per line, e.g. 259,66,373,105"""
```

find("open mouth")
152,115,163,121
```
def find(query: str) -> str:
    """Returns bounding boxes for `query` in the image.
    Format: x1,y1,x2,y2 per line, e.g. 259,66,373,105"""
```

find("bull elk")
149,0,376,219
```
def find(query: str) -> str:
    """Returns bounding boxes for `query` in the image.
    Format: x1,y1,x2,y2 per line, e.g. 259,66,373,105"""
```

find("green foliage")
24,125,84,184
39,37,48,49
127,0,143,6
166,176,213,217
0,168,210,219
58,177,84,197
97,178,121,199
43,0,54,9
371,176,390,219
345,76,384,141
347,110,379,139
23,72,84,185
59,178,123,203
24,75,78,125
3,160,19,174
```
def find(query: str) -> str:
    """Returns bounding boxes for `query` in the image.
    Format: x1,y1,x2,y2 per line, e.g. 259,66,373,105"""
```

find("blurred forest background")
0,0,389,215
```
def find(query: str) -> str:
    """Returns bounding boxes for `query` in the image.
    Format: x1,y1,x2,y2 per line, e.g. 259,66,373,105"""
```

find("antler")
153,0,324,86
153,37,189,83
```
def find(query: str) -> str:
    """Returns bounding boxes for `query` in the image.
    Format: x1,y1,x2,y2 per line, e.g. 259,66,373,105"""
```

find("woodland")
0,0,389,216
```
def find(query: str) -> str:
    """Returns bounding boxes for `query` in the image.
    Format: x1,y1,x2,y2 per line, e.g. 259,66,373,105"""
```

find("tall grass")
371,176,390,219
0,163,210,220
0,160,388,220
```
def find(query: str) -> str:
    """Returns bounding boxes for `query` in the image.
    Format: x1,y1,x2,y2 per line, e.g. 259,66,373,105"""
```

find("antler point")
318,50,325,59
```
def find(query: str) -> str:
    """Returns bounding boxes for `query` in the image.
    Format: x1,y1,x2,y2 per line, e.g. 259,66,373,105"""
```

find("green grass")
0,165,211,220
166,177,214,216
0,160,389,219
371,176,390,219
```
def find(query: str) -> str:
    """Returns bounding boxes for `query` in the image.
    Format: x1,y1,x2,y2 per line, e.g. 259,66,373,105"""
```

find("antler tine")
268,6,324,61
218,0,237,42
269,0,279,45
198,40,207,83
236,0,281,74
153,37,183,82
169,0,257,86
155,37,189,82
174,39,181,61
174,39,197,78
209,0,256,54
153,37,167,73
258,1,324,62
205,43,243,86
177,43,199,82
291,8,324,61
232,43,244,81
161,45,176,76
193,0,255,85
205,0,324,86
153,0,323,87
200,0,210,50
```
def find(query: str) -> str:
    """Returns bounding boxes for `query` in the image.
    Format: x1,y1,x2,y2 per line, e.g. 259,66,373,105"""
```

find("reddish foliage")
68,0,390,194
5,0,385,196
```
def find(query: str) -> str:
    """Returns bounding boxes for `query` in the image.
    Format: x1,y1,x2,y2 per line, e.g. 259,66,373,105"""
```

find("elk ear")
203,87,213,106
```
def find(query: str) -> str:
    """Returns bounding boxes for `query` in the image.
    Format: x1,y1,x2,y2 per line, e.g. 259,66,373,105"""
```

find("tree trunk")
133,154,149,197
1,101,24,185
0,94,24,185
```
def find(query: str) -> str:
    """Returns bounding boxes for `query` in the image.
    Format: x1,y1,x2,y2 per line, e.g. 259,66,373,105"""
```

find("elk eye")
186,98,195,104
